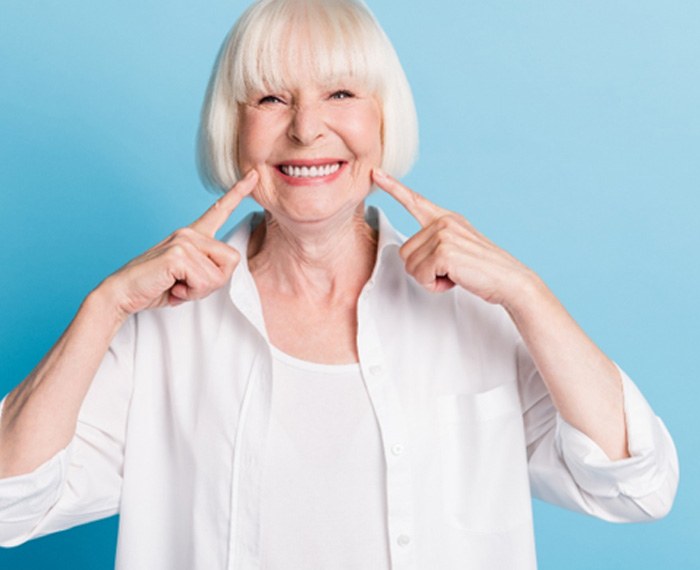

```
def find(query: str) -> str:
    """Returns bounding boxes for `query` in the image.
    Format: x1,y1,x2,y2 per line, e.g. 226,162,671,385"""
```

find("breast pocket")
437,382,532,533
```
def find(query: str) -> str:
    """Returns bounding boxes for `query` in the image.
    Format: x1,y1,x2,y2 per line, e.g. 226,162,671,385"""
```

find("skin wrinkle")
248,207,377,300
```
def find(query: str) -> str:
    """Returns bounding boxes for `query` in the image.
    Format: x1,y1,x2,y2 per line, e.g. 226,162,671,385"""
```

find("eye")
329,90,355,100
258,94,284,105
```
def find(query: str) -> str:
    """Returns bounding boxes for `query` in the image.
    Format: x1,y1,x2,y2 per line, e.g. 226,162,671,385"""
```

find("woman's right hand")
100,170,259,319
0,170,259,478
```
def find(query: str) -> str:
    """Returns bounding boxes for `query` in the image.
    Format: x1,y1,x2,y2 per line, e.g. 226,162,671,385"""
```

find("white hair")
197,0,419,193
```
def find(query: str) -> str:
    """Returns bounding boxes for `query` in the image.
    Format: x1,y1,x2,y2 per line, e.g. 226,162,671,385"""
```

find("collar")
225,205,404,257
222,206,405,339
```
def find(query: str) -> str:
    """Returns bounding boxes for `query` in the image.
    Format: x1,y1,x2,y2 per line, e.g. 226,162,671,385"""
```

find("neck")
247,203,378,300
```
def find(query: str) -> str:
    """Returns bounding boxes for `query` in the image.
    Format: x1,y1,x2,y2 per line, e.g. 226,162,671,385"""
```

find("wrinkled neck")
247,203,378,299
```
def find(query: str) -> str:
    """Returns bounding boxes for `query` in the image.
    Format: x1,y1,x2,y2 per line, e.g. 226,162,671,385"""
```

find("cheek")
249,166,278,203
238,112,278,168
346,109,383,162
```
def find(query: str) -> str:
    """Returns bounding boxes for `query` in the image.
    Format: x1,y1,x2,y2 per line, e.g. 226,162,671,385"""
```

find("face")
237,71,383,226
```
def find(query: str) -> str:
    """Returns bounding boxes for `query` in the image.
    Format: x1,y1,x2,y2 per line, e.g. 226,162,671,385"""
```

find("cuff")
0,396,72,526
555,364,676,499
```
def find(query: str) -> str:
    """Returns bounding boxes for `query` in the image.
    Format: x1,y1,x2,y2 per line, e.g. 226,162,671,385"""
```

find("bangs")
229,0,385,100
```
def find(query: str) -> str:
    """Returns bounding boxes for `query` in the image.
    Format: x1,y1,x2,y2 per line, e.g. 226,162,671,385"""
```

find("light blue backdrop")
1,1,698,568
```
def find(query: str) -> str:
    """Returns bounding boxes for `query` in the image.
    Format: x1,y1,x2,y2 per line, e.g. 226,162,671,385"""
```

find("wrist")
502,270,553,323
84,278,131,331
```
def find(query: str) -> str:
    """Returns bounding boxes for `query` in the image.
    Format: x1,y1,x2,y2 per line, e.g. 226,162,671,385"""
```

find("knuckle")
188,276,207,294
435,242,451,257
216,247,240,272
173,227,194,240
436,214,458,230
435,226,451,240
167,244,188,261
435,229,456,246
213,271,230,289
227,247,241,264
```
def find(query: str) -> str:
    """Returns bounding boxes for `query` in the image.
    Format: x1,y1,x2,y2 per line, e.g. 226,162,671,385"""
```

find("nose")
287,103,325,146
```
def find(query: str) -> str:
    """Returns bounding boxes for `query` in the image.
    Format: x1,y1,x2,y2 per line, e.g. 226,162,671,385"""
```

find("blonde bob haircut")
197,0,419,193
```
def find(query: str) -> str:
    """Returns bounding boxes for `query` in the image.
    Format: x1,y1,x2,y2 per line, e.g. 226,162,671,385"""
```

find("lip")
274,159,348,186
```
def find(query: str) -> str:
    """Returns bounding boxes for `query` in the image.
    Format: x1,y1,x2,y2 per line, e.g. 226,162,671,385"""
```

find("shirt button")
397,534,412,547
369,365,383,376
391,443,405,456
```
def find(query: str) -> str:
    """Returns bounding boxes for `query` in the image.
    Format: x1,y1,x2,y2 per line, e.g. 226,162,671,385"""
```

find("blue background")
1,1,698,568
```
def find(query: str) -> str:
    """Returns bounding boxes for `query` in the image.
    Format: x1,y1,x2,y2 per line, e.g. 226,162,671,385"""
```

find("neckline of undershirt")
270,345,361,375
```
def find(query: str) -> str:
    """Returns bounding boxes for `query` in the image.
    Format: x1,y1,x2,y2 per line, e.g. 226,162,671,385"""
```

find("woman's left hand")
372,169,539,308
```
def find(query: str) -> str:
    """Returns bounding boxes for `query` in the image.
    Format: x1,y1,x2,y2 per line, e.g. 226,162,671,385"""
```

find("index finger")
190,170,259,237
372,168,445,227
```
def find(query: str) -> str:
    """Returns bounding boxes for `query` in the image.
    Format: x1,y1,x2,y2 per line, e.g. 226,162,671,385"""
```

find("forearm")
506,275,629,461
0,282,127,478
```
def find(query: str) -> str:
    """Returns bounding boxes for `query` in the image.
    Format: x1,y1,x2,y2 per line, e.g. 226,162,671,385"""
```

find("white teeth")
280,163,341,178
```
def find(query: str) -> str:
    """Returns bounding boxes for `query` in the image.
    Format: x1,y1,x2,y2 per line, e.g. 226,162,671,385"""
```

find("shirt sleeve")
0,315,136,547
518,342,679,523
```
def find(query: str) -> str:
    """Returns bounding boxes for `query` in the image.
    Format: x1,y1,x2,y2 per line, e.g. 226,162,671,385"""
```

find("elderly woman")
0,0,678,569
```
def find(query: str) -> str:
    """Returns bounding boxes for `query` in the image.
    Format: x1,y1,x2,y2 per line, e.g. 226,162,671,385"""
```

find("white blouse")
0,207,679,570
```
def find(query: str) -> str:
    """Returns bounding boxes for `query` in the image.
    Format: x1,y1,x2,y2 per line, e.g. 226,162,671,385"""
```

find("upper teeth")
280,163,341,178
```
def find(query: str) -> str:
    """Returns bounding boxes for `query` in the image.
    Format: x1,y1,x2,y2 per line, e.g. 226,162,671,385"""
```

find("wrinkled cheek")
250,175,278,209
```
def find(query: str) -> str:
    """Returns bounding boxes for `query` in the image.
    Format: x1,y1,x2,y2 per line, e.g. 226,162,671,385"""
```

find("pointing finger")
372,168,445,227
190,170,259,237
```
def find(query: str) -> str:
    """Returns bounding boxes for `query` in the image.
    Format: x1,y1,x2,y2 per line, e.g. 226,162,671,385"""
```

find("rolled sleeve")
0,399,73,546
0,315,135,547
555,364,679,518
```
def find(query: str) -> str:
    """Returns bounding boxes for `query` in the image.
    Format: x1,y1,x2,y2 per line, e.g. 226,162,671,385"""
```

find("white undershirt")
260,347,390,570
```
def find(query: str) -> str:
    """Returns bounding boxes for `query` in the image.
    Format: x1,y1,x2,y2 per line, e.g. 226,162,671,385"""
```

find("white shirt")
261,348,390,569
0,207,679,570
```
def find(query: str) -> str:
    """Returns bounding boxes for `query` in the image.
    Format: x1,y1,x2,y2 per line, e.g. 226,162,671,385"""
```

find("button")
397,534,411,547
391,443,405,456
369,365,383,376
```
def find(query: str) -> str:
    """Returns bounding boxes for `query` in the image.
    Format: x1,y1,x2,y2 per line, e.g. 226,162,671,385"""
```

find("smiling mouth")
277,162,344,179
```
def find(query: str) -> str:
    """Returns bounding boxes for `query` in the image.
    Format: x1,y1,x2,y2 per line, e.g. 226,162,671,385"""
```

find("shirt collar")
225,206,405,269
222,206,405,338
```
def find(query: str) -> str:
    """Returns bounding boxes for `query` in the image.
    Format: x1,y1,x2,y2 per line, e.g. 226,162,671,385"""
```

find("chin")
267,193,367,227
256,175,370,225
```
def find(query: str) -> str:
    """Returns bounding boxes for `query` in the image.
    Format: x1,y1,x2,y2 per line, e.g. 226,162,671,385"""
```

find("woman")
0,0,678,568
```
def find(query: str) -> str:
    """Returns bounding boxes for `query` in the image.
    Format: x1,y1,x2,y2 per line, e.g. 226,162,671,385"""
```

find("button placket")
356,303,418,569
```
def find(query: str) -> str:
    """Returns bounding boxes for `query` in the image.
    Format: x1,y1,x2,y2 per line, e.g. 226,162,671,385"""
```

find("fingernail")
244,169,258,180
373,168,388,179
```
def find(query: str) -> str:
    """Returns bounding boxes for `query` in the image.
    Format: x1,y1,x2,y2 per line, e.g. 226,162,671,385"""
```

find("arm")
373,168,648,460
504,276,628,460
372,168,678,518
0,309,134,545
519,341,678,521
0,170,258,479
0,287,126,478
